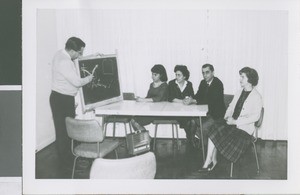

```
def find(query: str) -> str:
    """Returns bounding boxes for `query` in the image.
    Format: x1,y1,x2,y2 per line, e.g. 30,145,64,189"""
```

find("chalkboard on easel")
77,54,122,112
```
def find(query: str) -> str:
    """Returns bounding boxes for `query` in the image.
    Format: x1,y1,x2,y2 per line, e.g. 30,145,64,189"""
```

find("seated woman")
130,64,169,131
199,67,263,172
168,65,195,143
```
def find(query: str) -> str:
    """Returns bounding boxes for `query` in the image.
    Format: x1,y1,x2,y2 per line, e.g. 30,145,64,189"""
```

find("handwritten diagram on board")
78,56,121,106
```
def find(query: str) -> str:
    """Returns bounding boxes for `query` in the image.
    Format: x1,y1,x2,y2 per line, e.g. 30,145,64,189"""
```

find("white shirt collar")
175,80,187,92
62,49,72,60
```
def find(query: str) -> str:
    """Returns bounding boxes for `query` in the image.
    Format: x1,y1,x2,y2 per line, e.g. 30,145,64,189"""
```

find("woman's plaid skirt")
207,120,252,163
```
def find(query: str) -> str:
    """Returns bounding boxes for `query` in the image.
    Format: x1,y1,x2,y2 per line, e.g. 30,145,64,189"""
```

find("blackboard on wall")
77,54,122,112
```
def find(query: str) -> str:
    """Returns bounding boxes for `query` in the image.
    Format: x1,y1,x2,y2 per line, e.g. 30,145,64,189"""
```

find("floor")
36,138,287,180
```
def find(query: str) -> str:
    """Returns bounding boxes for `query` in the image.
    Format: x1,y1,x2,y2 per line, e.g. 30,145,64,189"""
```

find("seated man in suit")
183,64,226,146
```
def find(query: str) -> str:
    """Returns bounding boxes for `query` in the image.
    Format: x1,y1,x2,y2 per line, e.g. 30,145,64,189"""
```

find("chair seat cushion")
90,152,156,179
152,120,179,125
74,139,119,158
105,116,131,123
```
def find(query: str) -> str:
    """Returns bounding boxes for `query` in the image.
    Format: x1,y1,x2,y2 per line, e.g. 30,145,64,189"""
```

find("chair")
152,120,180,151
90,152,156,179
230,107,264,178
224,94,234,109
65,117,120,179
103,92,135,137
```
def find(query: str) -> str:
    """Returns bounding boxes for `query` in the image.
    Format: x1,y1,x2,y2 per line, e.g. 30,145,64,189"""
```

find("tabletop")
94,100,208,117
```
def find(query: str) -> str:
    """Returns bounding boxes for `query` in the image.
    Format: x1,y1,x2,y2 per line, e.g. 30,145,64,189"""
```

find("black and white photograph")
23,0,300,194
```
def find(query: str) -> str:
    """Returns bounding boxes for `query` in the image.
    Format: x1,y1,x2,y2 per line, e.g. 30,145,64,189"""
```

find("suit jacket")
194,77,225,119
168,79,194,102
224,88,263,135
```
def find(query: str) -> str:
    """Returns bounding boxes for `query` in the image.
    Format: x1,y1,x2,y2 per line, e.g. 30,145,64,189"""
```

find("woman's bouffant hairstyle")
174,65,190,80
239,67,259,86
151,64,168,82
65,37,86,52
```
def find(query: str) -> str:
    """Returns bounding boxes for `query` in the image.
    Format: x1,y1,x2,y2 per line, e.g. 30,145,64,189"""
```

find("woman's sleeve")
193,81,204,104
236,94,263,126
145,84,152,98
189,82,195,97
168,82,176,102
152,83,169,102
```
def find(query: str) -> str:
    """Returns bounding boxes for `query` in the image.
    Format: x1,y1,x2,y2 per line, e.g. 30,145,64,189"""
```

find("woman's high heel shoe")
198,162,213,172
198,161,217,172
210,160,217,171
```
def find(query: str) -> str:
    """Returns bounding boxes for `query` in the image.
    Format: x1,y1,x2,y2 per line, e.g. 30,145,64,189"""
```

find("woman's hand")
172,98,184,103
226,117,237,125
136,97,146,102
136,97,154,102
135,96,141,101
183,97,191,105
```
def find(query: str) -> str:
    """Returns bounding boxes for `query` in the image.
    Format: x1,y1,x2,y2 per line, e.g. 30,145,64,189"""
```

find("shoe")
197,167,211,173
198,161,217,172
211,160,217,171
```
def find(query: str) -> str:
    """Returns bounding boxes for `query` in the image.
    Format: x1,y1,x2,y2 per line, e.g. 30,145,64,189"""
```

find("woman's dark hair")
151,64,168,82
239,67,259,86
65,37,86,52
174,65,190,80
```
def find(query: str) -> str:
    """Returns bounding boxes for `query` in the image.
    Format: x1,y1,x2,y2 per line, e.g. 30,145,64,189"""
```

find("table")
95,100,208,162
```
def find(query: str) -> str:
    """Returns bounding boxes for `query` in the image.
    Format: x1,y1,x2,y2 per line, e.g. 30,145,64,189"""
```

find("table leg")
113,116,116,137
199,116,205,163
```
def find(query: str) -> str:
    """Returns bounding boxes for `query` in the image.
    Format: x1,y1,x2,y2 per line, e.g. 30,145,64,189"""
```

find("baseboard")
36,135,55,153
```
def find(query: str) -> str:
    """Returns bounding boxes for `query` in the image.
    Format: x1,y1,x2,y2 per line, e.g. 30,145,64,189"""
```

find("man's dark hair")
151,64,168,82
174,65,190,80
239,67,259,86
202,64,214,72
65,37,86,52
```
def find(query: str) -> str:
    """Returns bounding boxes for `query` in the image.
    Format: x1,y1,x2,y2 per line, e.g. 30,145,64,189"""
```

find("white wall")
36,10,57,151
36,9,288,150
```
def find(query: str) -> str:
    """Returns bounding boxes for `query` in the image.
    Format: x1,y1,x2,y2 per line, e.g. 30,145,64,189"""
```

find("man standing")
50,37,94,177
183,64,226,146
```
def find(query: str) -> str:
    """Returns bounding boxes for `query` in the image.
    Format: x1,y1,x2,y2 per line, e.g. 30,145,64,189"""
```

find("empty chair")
224,94,234,109
65,117,120,178
90,152,156,179
230,107,264,178
152,120,180,151
103,92,135,137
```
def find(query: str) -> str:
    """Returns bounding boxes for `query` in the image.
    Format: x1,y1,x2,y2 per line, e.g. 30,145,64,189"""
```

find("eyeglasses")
74,50,83,56
202,70,211,74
